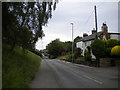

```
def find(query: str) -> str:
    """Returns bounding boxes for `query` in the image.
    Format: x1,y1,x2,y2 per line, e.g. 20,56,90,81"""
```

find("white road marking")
54,59,103,85
66,62,70,63
74,64,93,68
59,60,93,68
83,75,103,84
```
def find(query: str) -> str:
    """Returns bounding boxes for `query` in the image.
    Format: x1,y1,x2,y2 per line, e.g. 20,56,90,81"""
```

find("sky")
35,0,119,50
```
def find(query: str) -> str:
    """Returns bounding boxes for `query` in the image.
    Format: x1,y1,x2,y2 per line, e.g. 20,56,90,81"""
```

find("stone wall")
100,58,119,67
100,58,112,67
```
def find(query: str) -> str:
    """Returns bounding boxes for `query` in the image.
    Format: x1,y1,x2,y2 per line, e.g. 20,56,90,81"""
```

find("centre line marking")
83,75,103,84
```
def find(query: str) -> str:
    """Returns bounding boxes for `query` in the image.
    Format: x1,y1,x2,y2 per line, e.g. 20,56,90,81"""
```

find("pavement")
29,59,118,88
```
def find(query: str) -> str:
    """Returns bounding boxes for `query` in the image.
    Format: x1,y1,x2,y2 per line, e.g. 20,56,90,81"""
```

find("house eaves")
83,32,103,42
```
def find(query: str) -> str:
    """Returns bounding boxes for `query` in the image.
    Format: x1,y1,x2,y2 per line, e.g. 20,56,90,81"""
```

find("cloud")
36,1,118,50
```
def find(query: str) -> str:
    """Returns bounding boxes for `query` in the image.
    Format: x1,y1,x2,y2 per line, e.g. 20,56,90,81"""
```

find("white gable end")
76,42,83,49
110,34,120,40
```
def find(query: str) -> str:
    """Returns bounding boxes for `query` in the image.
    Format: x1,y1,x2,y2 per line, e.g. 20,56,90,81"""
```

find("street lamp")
70,23,74,63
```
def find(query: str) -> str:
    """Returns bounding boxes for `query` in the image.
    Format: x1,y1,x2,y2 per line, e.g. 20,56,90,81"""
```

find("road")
29,59,118,88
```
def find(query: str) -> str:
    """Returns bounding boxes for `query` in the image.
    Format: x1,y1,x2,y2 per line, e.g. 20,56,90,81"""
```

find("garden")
57,39,120,67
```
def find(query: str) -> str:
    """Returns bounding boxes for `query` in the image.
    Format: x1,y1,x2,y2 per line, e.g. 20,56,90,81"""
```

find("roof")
83,32,102,42
108,32,120,35
76,32,120,43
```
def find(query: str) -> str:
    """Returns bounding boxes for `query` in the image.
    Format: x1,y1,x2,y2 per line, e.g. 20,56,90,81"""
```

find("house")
76,23,120,59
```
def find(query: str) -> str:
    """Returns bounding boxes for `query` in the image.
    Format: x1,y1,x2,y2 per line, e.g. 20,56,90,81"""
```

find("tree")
64,41,72,54
46,39,65,58
18,26,34,50
2,1,58,51
74,36,82,42
74,36,82,48
91,39,105,67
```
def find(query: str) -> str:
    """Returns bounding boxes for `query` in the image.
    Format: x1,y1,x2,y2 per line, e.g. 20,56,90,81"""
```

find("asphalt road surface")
29,59,118,88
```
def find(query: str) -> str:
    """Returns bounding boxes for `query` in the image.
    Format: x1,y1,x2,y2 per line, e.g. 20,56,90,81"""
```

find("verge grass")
2,44,41,88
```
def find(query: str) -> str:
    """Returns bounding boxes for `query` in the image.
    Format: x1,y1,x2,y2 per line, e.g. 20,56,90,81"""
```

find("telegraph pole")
94,5,99,67
41,39,43,57
94,5,98,33
70,23,74,63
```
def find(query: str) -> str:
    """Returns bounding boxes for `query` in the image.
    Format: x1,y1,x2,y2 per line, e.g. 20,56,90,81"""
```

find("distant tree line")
2,1,58,51
46,36,82,58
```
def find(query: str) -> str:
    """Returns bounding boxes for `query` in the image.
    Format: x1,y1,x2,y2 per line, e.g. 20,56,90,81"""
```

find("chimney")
83,33,88,37
101,23,108,33
92,28,96,34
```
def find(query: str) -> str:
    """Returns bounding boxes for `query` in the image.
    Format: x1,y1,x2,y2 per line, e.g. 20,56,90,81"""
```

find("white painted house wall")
76,42,83,49
76,40,96,59
76,42,84,56
83,41,91,54
110,34,120,40
76,34,120,59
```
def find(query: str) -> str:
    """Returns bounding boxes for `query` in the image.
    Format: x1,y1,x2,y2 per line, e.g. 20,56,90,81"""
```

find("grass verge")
2,44,41,88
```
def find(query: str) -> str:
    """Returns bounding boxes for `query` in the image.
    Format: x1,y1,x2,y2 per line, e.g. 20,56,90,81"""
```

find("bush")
74,48,82,59
57,53,73,62
105,39,120,57
30,49,42,57
91,39,105,67
84,49,91,61
106,47,112,57
111,45,120,57
66,53,74,62
106,39,120,48
91,39,105,58
74,57,84,64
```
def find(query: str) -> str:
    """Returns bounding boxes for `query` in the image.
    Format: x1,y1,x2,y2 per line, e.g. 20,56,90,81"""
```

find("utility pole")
94,5,98,32
94,5,99,67
41,39,44,57
70,23,74,63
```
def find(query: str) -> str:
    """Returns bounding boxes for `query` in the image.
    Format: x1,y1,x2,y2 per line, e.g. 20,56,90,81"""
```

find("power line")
74,10,94,33
83,10,94,26
75,2,104,36
98,2,104,8
75,10,94,34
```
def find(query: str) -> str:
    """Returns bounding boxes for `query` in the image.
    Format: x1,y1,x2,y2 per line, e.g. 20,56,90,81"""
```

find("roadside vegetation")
46,38,120,67
2,44,41,88
2,2,58,88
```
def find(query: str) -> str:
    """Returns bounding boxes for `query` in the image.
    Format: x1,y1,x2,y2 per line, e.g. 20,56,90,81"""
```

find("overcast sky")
36,1,119,50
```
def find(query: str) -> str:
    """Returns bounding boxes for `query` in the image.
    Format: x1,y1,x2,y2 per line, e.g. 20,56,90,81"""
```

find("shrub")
57,52,74,62
74,48,82,59
91,39,105,67
105,39,120,57
106,39,120,48
87,46,91,53
74,57,84,64
30,49,42,57
91,39,105,58
111,45,120,57
106,47,112,57
67,53,74,62
84,49,91,61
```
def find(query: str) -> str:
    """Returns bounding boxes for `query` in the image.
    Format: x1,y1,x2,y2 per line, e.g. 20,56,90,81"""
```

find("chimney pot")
83,33,88,37
92,28,96,34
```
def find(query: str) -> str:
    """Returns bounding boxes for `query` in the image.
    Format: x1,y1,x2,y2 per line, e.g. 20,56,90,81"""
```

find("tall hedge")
91,39,105,67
